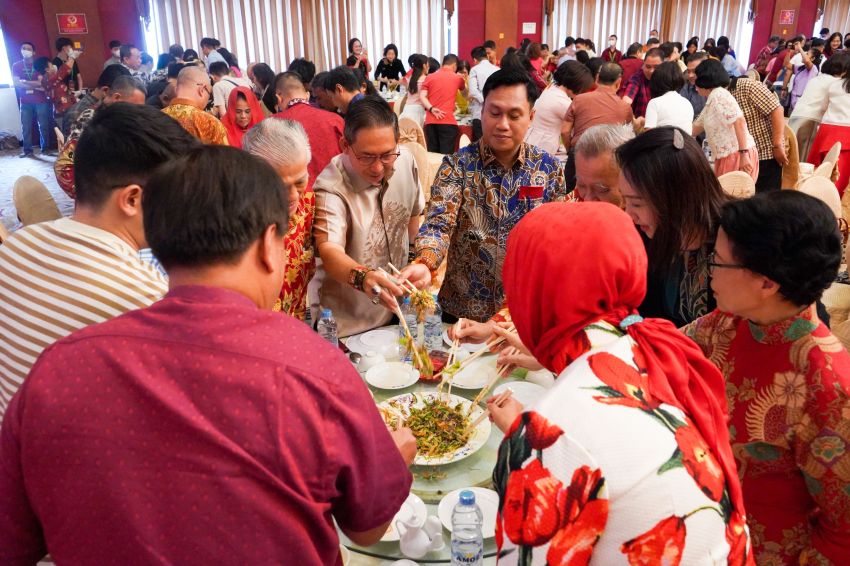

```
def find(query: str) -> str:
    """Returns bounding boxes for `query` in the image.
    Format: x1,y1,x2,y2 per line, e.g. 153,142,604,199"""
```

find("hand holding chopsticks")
466,388,514,434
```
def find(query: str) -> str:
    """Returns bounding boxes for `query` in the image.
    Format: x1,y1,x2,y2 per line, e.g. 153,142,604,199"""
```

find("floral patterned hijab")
502,201,747,519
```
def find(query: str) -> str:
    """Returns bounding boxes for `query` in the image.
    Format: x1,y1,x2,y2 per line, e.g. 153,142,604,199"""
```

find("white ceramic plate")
494,381,547,408
365,361,419,390
437,487,499,539
442,330,488,353
378,392,491,466
346,326,400,358
381,493,427,542
449,355,498,390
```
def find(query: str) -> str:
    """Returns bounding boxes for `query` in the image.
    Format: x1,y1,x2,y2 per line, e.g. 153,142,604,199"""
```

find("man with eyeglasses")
162,65,228,144
312,98,425,336
574,123,635,207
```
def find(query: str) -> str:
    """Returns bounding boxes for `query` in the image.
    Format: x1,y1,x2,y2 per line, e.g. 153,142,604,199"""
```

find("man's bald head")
175,65,212,108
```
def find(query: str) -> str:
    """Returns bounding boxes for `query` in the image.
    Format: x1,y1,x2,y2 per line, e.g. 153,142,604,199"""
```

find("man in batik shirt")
162,65,228,145
684,191,850,565
401,70,566,322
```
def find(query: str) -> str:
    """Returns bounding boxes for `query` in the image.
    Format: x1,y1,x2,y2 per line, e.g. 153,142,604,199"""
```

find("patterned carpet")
0,149,73,233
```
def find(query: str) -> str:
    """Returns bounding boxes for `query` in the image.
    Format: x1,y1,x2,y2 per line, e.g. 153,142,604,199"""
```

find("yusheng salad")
408,289,435,322
385,395,472,459
399,335,434,377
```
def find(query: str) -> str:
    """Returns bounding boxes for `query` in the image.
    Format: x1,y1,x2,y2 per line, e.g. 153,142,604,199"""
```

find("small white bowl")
358,350,385,372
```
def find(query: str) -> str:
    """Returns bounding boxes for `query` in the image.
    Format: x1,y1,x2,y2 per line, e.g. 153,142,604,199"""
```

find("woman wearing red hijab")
221,86,263,147
489,202,753,565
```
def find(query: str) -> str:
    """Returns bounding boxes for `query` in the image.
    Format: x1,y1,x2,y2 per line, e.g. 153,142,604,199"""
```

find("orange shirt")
162,99,229,145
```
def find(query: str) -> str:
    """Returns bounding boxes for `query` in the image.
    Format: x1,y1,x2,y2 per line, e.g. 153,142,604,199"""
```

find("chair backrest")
745,68,760,81
717,171,756,199
402,141,431,201
458,134,472,149
0,223,9,245
54,126,64,148
782,124,800,189
825,141,842,167
13,175,62,226
393,97,403,117
814,160,836,180
799,175,843,219
426,151,445,202
398,116,426,148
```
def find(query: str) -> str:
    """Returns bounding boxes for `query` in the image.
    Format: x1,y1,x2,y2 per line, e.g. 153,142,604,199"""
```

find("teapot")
397,515,444,559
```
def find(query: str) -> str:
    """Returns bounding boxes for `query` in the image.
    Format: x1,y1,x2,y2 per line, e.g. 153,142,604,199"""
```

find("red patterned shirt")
685,306,850,565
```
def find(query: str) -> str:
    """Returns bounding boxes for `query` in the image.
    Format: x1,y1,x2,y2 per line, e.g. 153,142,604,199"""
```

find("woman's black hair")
552,60,593,94
407,54,427,94
576,50,590,65
695,58,730,89
826,32,844,56
650,61,686,97
217,47,239,69
720,191,841,306
348,37,361,54
33,56,50,74
287,58,316,86
383,43,399,59
428,57,441,72
182,49,199,62
252,63,275,89
156,53,176,71
616,127,727,274
143,146,289,270
703,37,716,49
585,57,605,79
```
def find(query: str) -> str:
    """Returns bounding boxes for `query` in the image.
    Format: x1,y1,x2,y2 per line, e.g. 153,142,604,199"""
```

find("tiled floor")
0,149,73,233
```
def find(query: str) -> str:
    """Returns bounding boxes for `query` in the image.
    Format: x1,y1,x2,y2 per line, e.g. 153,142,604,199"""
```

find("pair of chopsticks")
432,325,517,383
466,387,514,433
378,265,418,295
468,360,514,415
380,405,406,429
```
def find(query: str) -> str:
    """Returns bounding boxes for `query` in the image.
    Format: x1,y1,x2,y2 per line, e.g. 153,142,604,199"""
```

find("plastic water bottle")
398,297,417,363
451,490,483,565
316,308,338,348
425,294,443,350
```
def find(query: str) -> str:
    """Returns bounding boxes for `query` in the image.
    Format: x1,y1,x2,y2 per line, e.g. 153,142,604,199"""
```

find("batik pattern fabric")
162,100,229,145
54,106,98,199
43,64,76,115
273,189,315,320
415,141,566,322
684,306,850,565
641,242,715,328
494,322,752,565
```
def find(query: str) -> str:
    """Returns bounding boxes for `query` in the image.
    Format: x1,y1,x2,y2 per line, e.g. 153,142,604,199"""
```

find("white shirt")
205,49,226,67
212,75,254,110
644,91,695,135
822,78,850,126
694,87,755,159
467,60,499,120
790,74,839,122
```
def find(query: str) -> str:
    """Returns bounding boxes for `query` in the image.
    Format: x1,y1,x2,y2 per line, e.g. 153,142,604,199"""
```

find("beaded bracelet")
348,265,374,291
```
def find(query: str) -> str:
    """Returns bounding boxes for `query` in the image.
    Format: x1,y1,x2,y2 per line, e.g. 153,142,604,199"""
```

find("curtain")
545,0,663,53
149,0,450,74
545,0,751,61
821,0,850,36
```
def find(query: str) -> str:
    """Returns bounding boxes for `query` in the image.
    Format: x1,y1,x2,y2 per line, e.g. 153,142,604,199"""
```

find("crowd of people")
3,23,850,566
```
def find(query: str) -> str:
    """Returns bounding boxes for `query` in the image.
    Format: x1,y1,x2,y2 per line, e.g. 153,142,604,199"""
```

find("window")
0,22,13,86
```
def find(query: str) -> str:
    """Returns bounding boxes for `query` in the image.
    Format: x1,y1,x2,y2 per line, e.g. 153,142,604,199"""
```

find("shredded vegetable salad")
388,396,472,458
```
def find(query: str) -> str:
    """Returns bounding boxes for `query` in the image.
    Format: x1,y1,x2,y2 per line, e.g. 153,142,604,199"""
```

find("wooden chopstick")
386,263,419,294
468,361,514,414
466,388,514,432
378,267,417,294
394,302,425,369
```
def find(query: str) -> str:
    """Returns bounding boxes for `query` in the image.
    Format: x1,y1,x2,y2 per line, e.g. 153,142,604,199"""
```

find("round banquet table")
337,324,547,564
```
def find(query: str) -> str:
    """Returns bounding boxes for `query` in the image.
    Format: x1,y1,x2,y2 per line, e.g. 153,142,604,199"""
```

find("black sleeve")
395,60,406,79
374,60,386,79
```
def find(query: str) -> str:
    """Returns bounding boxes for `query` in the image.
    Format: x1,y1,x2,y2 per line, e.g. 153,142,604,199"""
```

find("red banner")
57,13,88,35
779,10,795,25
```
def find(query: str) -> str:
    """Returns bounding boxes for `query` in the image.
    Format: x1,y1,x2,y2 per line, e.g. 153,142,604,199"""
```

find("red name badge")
519,185,544,199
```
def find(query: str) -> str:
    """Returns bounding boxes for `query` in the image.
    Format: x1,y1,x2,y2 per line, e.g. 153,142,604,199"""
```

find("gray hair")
575,123,635,159
242,118,312,167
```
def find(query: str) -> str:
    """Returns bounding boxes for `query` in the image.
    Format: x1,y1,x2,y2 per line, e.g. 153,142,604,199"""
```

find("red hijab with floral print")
221,86,264,148
502,201,746,519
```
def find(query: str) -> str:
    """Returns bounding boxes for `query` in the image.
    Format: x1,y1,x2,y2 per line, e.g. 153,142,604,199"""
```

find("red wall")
1,0,50,66
749,0,819,64
458,0,486,61
516,0,543,45
1,0,143,81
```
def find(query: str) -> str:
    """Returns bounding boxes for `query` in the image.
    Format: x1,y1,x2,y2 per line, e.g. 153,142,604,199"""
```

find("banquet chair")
718,171,756,199
782,125,800,189
54,127,65,148
398,116,426,148
458,134,472,149
824,142,842,169
402,141,431,201
13,176,62,227
393,97,403,117
814,160,836,181
799,176,843,227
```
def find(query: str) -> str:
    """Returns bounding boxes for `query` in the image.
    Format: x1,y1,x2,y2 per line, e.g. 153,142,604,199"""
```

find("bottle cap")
458,490,475,506
402,296,411,305
321,308,332,318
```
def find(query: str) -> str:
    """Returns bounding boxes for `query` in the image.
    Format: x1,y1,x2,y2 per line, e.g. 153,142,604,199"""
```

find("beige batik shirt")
313,147,425,337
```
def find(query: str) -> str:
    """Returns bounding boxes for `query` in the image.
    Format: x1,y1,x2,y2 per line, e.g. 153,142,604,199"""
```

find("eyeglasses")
349,147,401,166
707,251,746,273
196,82,212,95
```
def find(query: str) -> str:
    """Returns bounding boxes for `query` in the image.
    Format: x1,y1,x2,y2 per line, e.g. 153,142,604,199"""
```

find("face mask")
21,49,33,58
112,49,120,57
608,40,616,47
